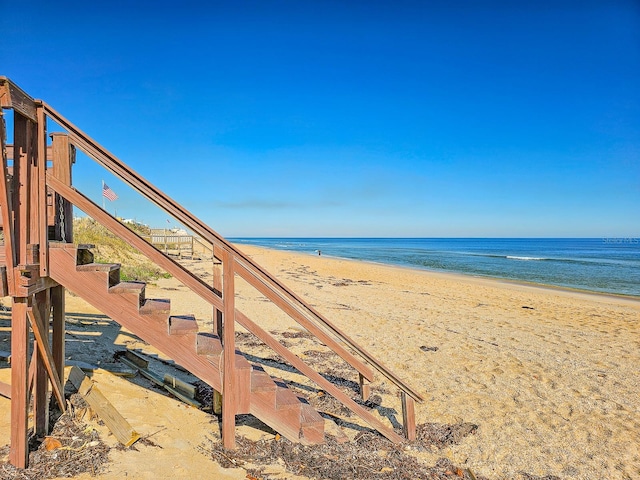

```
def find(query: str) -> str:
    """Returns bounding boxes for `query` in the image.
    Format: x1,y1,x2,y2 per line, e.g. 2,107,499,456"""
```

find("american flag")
102,182,118,201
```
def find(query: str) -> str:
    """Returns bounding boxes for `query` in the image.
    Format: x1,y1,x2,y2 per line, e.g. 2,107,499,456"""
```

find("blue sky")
2,1,639,237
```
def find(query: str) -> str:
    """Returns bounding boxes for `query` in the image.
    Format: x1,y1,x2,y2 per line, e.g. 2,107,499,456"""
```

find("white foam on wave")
506,255,546,261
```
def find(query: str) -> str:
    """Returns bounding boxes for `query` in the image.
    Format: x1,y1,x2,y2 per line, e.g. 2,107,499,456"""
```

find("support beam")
51,285,66,381
33,290,51,437
0,77,37,122
401,392,416,441
359,373,371,402
27,305,66,412
37,104,48,276
10,299,29,468
221,248,236,449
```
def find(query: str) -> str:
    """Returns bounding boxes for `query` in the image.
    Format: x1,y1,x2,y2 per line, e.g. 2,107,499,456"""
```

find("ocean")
230,238,640,297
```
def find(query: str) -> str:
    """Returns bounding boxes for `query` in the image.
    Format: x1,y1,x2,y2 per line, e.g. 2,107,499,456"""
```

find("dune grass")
73,217,171,283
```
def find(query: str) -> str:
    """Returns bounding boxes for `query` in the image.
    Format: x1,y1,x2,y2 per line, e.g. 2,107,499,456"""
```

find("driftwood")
67,366,140,447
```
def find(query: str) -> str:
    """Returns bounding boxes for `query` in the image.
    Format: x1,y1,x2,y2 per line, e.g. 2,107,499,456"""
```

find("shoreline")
237,244,640,305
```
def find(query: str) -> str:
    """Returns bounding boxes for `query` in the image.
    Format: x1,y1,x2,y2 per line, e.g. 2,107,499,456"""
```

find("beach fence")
143,229,213,259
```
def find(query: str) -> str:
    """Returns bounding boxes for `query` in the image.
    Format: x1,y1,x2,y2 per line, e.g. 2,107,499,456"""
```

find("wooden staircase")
1,76,421,468
48,242,325,445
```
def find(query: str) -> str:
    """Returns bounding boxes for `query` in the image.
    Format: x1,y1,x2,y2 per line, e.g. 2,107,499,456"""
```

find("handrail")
47,172,404,441
46,174,224,311
42,102,423,401
42,103,376,379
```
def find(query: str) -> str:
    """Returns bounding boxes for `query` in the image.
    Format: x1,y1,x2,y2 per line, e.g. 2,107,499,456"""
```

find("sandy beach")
1,244,639,479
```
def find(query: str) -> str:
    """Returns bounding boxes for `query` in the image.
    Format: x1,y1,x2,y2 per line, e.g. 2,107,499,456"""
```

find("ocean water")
230,238,640,297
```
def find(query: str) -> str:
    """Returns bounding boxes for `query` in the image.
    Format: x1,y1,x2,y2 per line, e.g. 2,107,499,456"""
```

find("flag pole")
102,180,105,210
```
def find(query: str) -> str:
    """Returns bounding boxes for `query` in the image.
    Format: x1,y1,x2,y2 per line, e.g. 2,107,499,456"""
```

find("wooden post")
51,133,74,242
13,112,31,268
0,111,17,296
212,243,223,336
51,285,66,381
37,104,48,276
221,248,236,449
401,392,416,441
50,133,73,388
33,291,50,437
10,298,29,468
359,372,371,402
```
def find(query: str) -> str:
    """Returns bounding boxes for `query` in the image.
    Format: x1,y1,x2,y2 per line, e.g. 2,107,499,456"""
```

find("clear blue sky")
2,1,638,237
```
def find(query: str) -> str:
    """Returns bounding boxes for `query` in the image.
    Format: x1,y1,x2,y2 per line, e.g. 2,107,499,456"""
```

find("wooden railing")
1,77,422,452
42,100,423,444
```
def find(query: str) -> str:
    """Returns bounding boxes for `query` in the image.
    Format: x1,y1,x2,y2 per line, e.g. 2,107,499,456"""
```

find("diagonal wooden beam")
26,306,66,411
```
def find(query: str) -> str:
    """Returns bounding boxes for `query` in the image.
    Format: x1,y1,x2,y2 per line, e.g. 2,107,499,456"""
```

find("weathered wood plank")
359,372,371,402
4,144,53,162
163,373,197,399
0,77,37,122
67,366,140,447
50,133,74,242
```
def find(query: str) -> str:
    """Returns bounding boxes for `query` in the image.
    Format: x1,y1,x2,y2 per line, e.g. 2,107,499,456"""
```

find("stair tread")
273,381,302,410
169,314,198,335
139,298,171,315
299,402,325,427
49,242,95,250
109,281,146,294
251,366,276,393
76,262,120,272
196,333,223,355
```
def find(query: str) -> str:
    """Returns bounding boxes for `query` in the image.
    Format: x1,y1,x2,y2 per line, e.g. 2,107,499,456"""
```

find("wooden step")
251,366,277,394
196,333,223,356
109,281,146,307
139,298,171,316
109,281,145,295
76,262,119,272
168,314,198,335
76,262,120,287
273,379,302,412
76,247,94,265
299,403,325,444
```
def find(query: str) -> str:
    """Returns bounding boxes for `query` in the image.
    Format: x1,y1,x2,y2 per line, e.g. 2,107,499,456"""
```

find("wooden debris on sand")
67,366,140,447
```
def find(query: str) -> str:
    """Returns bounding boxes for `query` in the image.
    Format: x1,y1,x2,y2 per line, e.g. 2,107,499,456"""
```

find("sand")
1,244,639,479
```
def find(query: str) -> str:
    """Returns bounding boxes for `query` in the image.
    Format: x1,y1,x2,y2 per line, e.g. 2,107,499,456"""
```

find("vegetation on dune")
73,217,170,283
